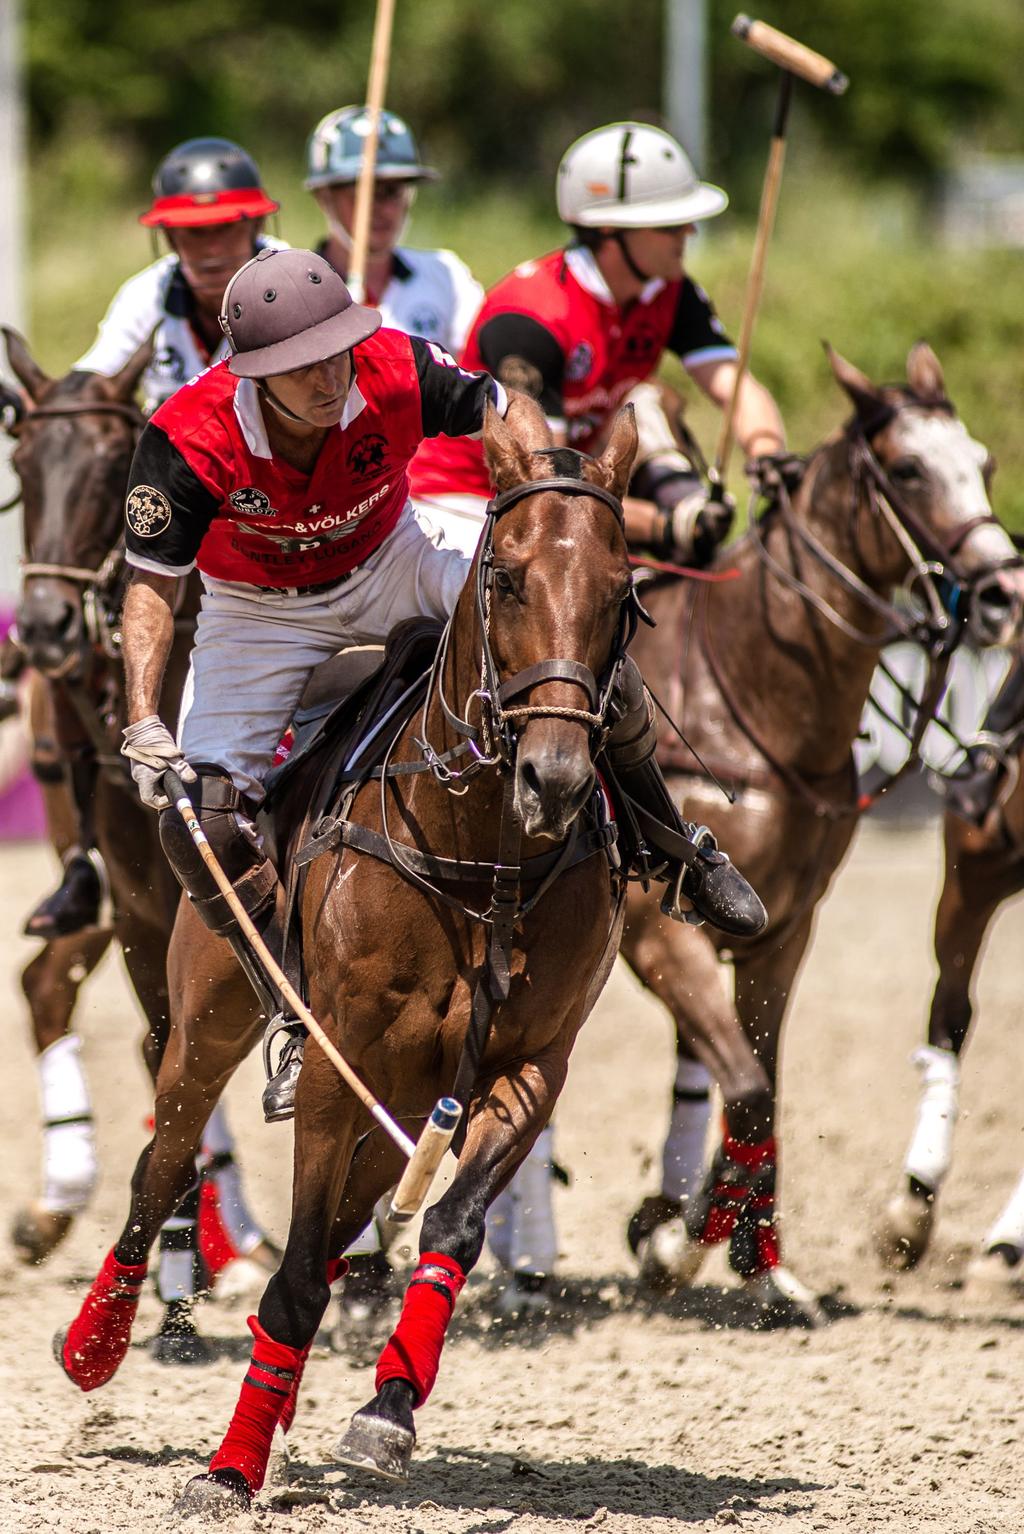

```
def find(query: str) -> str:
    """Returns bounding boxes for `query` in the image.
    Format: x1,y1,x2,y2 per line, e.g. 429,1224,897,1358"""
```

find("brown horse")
620,343,1024,1322
54,397,652,1513
874,645,1024,1272
0,331,259,1354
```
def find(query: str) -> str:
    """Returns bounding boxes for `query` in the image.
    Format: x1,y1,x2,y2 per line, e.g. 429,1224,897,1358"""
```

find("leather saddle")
262,616,444,810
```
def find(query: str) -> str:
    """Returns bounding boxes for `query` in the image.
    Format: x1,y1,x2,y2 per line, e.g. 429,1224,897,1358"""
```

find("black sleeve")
410,334,507,439
124,423,220,575
666,277,736,365
475,312,566,421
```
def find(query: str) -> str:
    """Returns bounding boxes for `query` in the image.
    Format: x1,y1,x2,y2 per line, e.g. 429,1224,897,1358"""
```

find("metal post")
664,0,706,173
0,0,25,597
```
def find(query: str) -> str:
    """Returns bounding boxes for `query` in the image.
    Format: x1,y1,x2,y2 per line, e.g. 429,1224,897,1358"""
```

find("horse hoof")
51,1328,76,1384
874,1189,934,1271
332,1410,415,1482
11,1205,73,1265
150,1302,211,1367
637,1218,708,1292
172,1470,251,1521
965,1245,1024,1300
746,1266,827,1328
210,1256,273,1305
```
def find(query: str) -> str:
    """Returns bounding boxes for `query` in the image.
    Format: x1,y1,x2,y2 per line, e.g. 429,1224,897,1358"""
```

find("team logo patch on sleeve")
126,485,172,539
229,486,275,517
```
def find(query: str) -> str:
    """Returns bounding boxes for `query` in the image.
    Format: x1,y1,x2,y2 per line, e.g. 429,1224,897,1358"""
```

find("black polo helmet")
140,137,279,228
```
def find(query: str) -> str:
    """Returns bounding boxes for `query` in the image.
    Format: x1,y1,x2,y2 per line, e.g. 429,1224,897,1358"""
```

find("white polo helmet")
557,122,728,229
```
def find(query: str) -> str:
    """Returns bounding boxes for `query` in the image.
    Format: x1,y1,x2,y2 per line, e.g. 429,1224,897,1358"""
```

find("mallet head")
732,14,849,95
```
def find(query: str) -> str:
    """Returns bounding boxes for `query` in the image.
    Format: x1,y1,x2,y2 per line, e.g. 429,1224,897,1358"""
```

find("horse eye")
493,567,516,597
889,457,925,485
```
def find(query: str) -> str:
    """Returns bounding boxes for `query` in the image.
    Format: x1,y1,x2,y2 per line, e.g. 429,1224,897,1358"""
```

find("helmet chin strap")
322,187,416,269
613,230,655,285
257,380,318,427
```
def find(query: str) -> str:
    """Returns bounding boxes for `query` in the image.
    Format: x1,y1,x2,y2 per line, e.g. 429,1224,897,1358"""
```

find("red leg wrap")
60,1247,147,1392
209,1316,305,1492
198,1177,238,1282
278,1258,348,1437
375,1252,465,1407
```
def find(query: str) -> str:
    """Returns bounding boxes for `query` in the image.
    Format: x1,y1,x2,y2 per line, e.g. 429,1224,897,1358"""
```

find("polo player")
118,247,766,1125
305,105,483,355
411,120,787,565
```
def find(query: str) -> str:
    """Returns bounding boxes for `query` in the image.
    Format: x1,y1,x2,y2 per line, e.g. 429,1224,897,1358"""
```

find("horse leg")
620,896,772,1288
54,905,260,1392
11,927,112,1264
178,1046,367,1518
333,1056,566,1484
485,1122,559,1315
968,1166,1024,1293
876,816,1021,1271
727,920,826,1325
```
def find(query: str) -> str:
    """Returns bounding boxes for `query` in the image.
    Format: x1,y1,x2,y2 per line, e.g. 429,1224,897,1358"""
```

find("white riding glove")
121,715,196,811
666,488,736,562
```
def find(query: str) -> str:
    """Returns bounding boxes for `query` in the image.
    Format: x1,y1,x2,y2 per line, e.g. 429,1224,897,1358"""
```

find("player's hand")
666,487,736,563
121,715,196,810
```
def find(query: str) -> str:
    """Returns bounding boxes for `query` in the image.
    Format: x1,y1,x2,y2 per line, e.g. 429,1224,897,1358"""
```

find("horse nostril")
519,757,544,804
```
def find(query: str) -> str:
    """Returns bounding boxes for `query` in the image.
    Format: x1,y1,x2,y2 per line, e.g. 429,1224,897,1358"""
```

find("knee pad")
159,771,278,936
606,658,657,771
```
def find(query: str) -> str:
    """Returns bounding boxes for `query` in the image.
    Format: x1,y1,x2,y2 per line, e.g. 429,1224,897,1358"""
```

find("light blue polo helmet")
304,106,440,190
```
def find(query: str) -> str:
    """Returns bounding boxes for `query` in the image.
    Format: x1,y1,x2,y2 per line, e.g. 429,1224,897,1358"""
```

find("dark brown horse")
620,343,1024,1322
0,331,233,1354
55,397,650,1513
875,647,1024,1272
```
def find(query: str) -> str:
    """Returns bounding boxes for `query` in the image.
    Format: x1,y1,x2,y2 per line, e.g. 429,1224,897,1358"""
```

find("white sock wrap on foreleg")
486,1124,558,1276
982,1167,1024,1256
201,1102,263,1256
38,1034,97,1214
661,1057,713,1204
903,1045,960,1192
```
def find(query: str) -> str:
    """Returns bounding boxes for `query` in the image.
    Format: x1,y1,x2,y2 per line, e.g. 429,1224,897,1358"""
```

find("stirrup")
659,824,717,926
261,1014,306,1125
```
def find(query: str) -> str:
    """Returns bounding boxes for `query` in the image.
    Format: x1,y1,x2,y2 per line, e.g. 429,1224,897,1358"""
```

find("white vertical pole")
664,0,707,173
0,0,26,597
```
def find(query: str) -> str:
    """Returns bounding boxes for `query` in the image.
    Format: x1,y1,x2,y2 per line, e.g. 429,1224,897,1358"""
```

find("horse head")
2,328,149,677
481,394,636,841
826,341,1024,647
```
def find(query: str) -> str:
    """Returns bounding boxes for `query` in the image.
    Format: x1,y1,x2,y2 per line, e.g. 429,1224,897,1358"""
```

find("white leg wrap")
201,1104,263,1256
903,1045,960,1192
661,1057,713,1204
38,1035,97,1215
345,1220,383,1257
982,1167,1024,1255
157,1242,196,1303
485,1124,558,1276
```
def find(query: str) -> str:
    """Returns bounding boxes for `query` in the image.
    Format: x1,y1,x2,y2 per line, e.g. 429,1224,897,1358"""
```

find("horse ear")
483,395,536,492
103,330,156,402
906,340,945,402
592,404,638,500
2,326,51,404
823,341,884,423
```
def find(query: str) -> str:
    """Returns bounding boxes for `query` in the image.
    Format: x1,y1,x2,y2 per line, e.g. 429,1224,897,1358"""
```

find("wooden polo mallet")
163,769,460,1223
346,0,398,303
712,15,849,488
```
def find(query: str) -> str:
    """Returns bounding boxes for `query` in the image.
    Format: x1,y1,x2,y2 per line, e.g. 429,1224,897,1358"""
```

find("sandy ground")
0,822,1022,1533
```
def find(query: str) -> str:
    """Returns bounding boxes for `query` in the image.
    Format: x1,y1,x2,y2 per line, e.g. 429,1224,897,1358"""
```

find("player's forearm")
122,571,178,723
733,375,786,459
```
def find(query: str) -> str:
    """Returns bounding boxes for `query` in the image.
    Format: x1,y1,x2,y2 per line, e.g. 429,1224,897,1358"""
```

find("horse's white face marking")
889,410,1013,573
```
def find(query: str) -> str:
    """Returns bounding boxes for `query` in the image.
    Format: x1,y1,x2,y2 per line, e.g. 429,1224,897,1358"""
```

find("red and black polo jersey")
409,245,735,500
124,329,504,587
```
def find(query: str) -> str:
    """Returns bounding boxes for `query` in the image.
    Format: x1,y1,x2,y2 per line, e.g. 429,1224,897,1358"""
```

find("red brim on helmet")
140,188,280,228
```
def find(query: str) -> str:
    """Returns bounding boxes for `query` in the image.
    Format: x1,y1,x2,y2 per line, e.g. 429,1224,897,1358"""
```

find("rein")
690,417,1011,818
305,469,636,1125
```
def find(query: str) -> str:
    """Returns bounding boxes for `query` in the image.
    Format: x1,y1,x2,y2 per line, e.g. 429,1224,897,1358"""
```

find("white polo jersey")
76,236,287,415
331,244,483,357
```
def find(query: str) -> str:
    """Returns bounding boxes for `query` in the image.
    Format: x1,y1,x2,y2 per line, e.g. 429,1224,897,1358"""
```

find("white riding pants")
178,503,469,800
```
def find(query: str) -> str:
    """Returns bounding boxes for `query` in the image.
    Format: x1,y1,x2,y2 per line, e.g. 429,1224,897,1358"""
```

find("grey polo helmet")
220,249,381,377
304,105,440,190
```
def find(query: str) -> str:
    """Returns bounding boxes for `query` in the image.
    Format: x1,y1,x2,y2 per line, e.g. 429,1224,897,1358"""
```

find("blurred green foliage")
18,2,1024,530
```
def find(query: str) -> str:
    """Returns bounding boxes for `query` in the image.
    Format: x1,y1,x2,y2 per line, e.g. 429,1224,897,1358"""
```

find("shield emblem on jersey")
126,485,172,539
565,341,594,382
229,486,275,517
